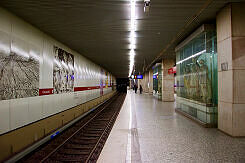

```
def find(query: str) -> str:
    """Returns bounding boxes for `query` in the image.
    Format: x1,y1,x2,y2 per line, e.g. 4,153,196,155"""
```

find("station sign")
39,88,54,96
137,75,143,79
153,75,158,79
168,66,176,74
133,75,143,79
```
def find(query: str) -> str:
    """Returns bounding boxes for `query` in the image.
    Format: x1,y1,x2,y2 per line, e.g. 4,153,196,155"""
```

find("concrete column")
161,59,175,102
149,69,153,94
217,3,245,136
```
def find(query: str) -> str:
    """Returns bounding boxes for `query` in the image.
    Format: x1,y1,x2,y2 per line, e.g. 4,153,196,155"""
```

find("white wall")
0,7,115,135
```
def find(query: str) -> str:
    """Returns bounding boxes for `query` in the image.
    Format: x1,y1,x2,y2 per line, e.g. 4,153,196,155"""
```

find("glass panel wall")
176,30,218,126
153,63,162,100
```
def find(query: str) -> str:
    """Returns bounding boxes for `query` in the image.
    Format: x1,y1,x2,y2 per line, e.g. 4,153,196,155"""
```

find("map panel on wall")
53,46,74,94
0,31,39,100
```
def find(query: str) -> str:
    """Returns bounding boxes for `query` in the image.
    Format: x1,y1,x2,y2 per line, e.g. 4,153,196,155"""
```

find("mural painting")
0,31,39,100
176,31,218,105
53,46,74,94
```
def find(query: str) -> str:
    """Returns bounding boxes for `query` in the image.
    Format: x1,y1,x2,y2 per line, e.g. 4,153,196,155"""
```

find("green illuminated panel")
176,30,218,125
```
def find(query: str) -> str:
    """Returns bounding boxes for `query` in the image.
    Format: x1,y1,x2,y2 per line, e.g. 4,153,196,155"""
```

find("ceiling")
0,0,243,77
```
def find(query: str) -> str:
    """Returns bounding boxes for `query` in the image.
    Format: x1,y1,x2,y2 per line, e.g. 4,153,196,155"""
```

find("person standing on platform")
134,84,138,94
140,85,143,94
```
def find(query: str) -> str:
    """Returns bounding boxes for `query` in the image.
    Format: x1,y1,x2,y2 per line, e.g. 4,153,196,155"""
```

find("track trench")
20,93,126,163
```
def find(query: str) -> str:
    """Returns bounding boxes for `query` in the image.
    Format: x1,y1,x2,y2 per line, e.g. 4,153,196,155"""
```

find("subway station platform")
98,90,245,163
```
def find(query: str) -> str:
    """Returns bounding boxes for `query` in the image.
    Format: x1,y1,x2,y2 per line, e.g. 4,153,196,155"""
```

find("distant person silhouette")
134,84,138,94
140,85,143,94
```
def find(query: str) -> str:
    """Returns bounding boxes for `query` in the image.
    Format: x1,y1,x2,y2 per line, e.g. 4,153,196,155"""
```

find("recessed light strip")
176,50,206,65
129,0,136,77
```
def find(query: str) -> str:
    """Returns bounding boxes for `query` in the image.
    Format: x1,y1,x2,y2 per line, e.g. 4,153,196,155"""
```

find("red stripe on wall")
39,88,54,96
74,86,100,92
40,85,111,95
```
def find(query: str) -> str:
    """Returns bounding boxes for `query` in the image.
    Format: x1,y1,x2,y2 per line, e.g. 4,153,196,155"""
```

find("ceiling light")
128,0,136,77
129,44,136,49
129,49,135,56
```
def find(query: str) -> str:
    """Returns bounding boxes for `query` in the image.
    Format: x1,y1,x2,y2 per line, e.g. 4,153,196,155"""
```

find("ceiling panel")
0,0,242,77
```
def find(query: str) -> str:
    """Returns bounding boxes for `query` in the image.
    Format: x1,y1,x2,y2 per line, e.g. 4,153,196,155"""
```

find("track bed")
20,93,126,163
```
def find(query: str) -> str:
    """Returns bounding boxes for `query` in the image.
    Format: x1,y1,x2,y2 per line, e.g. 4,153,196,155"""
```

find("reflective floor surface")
97,90,245,163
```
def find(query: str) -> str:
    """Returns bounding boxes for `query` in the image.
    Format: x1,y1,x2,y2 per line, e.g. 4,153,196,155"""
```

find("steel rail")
39,94,118,163
5,93,116,163
85,96,124,162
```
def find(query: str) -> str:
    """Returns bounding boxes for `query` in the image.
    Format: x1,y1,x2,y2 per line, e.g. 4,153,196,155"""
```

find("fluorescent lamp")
129,0,136,76
176,50,206,65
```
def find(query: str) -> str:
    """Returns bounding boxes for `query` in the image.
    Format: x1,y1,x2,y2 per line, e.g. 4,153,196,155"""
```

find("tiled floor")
97,90,245,163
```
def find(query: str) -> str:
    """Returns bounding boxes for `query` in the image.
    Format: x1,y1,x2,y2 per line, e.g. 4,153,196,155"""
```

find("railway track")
20,93,126,163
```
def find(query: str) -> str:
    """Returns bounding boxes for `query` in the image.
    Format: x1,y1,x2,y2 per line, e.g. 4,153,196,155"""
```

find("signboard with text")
134,75,143,79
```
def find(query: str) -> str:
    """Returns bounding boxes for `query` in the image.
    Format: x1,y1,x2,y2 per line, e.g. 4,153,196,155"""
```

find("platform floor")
97,90,245,163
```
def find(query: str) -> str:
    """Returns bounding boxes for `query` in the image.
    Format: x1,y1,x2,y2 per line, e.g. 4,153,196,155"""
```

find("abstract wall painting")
53,46,74,94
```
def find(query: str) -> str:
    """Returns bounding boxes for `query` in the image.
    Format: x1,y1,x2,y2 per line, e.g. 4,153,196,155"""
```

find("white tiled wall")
10,98,29,130
0,7,115,135
0,100,10,133
28,96,43,122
